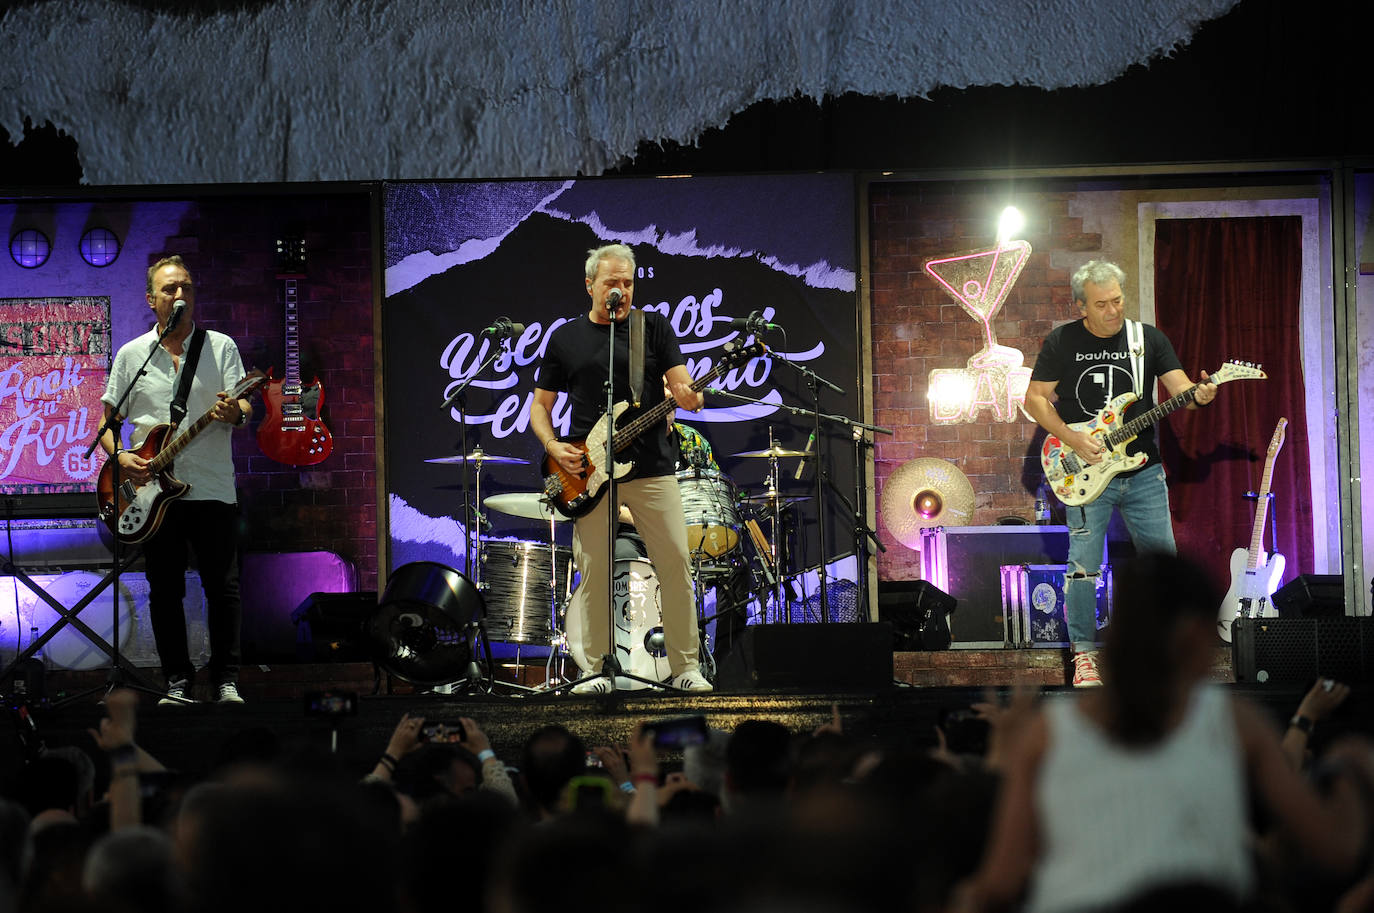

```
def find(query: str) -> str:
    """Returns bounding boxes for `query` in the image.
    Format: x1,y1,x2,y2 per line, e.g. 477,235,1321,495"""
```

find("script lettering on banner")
0,297,111,491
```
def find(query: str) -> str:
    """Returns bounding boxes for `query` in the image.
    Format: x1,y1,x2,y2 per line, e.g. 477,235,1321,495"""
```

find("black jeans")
142,499,242,686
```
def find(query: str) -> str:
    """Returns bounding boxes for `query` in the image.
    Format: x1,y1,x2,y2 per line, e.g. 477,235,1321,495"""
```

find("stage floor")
10,648,1367,786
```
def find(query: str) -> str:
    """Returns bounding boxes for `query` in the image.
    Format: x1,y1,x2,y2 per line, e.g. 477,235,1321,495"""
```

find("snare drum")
479,540,573,644
676,468,741,557
564,558,670,686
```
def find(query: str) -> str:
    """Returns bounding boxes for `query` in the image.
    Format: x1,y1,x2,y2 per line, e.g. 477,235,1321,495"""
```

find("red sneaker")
1072,651,1102,688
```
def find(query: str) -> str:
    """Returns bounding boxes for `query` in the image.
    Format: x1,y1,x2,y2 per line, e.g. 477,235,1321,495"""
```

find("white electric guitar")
1041,360,1267,506
1217,418,1287,643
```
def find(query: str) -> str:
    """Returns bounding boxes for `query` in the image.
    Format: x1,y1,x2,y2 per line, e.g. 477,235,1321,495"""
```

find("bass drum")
26,572,136,671
563,558,670,688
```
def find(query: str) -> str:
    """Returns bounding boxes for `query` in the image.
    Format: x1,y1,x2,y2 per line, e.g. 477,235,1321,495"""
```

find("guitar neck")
1104,380,1204,447
282,276,303,387
613,370,722,452
1247,436,1283,569
148,411,220,472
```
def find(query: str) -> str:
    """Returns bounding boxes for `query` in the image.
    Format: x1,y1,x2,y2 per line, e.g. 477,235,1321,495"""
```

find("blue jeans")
1065,464,1176,652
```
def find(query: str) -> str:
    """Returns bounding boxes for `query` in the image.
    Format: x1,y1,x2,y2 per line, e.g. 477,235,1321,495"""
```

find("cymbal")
425,446,529,466
740,491,811,503
879,458,975,549
731,445,813,459
484,492,567,521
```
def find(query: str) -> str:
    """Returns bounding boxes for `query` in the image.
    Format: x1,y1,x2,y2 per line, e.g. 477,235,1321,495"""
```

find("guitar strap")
168,327,208,432
627,308,645,407
1126,319,1151,405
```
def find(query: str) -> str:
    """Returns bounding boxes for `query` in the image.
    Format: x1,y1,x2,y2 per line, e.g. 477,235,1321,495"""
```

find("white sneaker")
570,676,613,695
215,683,245,704
158,680,194,705
671,669,713,693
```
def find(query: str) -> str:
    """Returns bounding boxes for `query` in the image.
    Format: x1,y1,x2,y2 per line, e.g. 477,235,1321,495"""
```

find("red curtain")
1153,216,1313,592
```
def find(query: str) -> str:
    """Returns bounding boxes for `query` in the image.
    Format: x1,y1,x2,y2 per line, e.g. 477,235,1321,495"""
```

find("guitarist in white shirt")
1023,260,1217,687
99,256,254,706
530,243,712,694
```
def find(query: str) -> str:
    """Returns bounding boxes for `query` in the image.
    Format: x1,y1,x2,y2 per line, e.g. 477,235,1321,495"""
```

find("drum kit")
424,431,816,687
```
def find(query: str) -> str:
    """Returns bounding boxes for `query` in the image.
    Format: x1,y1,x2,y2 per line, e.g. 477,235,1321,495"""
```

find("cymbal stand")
543,505,574,688
437,331,531,696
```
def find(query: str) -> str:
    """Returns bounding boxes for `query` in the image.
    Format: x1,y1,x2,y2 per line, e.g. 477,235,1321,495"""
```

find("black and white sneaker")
215,683,245,704
158,679,194,705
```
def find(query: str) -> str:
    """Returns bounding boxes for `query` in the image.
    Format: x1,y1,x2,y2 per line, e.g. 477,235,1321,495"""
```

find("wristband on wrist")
631,772,657,785
108,744,137,766
1289,714,1314,735
619,781,636,793
477,749,496,763
379,753,398,771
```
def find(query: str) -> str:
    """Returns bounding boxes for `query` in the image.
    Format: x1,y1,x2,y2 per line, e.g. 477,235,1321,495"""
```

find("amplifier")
1000,564,1112,648
1231,617,1374,684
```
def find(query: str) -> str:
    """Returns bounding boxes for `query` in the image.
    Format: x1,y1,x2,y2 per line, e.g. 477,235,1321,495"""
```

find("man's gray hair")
584,243,635,281
1070,260,1126,306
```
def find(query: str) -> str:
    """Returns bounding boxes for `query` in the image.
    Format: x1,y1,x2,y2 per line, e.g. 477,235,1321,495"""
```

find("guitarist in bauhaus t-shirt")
529,243,713,694
1023,260,1218,688
99,256,253,706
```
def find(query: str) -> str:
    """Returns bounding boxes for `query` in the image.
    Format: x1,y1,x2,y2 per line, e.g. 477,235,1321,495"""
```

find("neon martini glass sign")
923,239,1032,424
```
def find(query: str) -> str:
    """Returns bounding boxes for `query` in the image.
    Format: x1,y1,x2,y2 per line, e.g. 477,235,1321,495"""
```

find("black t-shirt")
1030,319,1183,466
536,309,685,478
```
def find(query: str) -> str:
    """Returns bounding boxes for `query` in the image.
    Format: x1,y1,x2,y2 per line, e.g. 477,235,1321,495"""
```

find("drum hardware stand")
545,298,681,696
436,330,537,697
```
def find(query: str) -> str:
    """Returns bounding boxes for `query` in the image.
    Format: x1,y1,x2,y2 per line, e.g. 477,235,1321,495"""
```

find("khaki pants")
570,474,699,677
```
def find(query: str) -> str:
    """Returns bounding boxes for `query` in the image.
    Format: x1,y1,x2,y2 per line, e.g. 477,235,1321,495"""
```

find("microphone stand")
67,315,188,704
708,384,891,623
437,332,535,695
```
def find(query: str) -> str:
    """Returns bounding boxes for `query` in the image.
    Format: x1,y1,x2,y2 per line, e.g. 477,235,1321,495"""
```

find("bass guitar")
1041,360,1266,506
97,370,268,544
1217,418,1287,643
542,341,764,519
258,235,334,465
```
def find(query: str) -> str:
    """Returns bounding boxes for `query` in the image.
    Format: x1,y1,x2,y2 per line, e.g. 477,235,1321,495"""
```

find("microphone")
730,310,780,335
480,317,526,339
794,430,815,480
605,288,623,313
165,299,187,331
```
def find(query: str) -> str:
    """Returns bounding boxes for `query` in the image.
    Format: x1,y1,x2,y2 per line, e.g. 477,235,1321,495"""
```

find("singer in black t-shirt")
529,243,713,694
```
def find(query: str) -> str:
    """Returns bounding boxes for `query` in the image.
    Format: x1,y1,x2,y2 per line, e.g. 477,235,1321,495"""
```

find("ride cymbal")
879,457,975,549
425,446,529,465
730,445,813,459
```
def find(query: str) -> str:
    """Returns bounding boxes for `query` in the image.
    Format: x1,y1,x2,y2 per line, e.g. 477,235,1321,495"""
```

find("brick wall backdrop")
869,182,1102,581
168,193,378,591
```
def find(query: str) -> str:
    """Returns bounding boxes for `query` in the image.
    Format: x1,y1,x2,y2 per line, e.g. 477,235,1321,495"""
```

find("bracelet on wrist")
630,772,657,785
378,753,398,771
619,781,636,793
108,744,137,765
477,749,496,763
1289,714,1314,735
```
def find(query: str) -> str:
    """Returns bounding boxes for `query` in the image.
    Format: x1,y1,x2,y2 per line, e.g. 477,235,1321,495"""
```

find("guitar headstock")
1210,360,1267,385
235,369,271,398
275,234,306,278
1268,417,1288,458
721,340,767,366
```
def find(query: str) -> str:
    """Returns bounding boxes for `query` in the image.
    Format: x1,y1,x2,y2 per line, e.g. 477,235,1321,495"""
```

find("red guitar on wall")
258,235,334,465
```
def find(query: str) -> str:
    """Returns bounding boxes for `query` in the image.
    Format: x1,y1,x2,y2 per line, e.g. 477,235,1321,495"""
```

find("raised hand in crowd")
1283,677,1352,771
371,712,425,781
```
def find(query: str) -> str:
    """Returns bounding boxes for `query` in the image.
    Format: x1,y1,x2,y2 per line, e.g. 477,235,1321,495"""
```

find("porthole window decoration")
10,229,51,268
80,227,120,267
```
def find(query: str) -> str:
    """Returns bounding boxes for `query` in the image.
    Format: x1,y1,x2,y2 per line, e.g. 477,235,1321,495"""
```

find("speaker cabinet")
715,623,894,691
1231,617,1374,684
1271,574,1344,617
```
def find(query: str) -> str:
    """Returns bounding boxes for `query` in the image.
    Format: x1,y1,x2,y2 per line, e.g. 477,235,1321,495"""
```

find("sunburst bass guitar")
97,370,268,544
1041,360,1267,506
542,341,764,519
1217,418,1287,643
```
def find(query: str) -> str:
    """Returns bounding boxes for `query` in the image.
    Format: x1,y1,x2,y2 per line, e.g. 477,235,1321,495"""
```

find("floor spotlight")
365,562,485,685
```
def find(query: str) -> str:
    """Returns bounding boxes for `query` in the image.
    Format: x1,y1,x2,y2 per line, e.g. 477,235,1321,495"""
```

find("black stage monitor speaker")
878,581,955,651
291,591,377,660
1271,574,1344,618
1232,617,1373,684
715,622,894,691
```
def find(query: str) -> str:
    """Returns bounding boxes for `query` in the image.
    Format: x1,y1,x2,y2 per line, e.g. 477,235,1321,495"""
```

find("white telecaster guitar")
1217,418,1287,643
1040,360,1267,507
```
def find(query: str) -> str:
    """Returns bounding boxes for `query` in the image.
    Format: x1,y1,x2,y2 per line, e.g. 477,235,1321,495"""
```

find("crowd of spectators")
2,555,1373,913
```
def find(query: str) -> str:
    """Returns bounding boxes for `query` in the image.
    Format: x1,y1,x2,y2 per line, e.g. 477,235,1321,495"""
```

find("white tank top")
1024,685,1253,913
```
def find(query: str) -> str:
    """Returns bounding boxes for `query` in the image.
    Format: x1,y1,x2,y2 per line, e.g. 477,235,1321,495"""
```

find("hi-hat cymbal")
879,457,975,549
740,491,811,503
484,492,567,521
731,445,813,459
425,446,529,466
